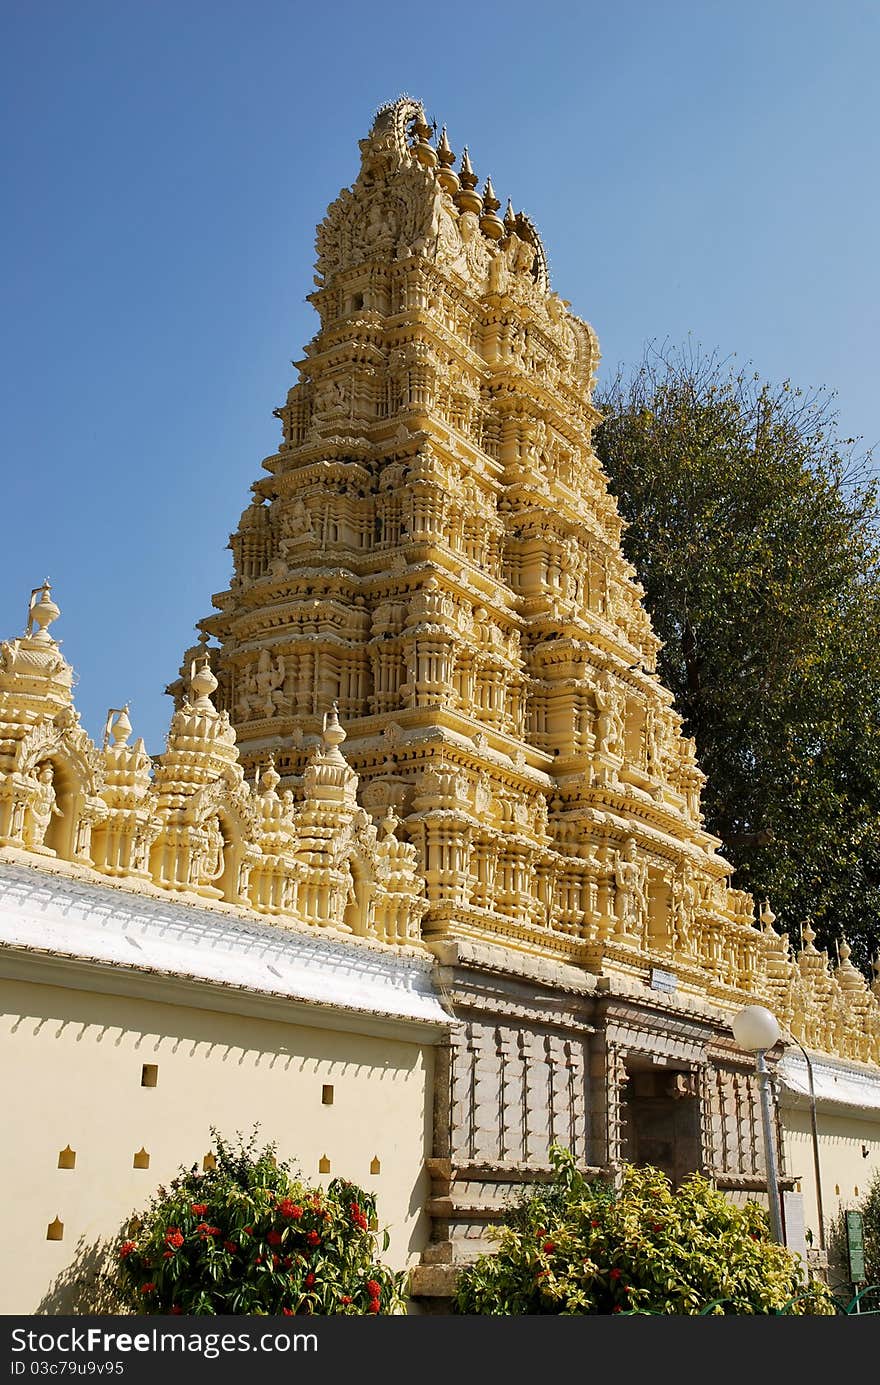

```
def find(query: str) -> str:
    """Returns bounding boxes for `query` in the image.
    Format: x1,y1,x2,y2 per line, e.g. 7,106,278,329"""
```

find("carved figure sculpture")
24,761,63,849
614,838,648,937
594,670,623,758
240,649,286,719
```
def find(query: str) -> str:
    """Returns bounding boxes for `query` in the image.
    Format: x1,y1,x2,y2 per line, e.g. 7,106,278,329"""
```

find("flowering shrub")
115,1131,406,1315
454,1146,835,1315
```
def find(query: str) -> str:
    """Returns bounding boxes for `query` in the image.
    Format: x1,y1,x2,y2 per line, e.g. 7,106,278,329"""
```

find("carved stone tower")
182,97,757,980
167,99,880,1297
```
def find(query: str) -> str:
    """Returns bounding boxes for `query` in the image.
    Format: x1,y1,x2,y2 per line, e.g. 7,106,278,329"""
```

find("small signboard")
650,968,678,994
782,1191,807,1260
846,1210,866,1283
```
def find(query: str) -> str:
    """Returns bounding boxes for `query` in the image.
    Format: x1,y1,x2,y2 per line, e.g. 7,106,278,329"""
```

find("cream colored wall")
782,1108,880,1253
1,977,434,1314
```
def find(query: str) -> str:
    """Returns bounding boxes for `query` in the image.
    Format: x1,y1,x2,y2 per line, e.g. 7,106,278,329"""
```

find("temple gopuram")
2,98,879,1312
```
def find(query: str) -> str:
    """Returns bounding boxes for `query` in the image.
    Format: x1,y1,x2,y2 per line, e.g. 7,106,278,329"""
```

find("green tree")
454,1147,834,1315
114,1130,406,1315
595,343,880,972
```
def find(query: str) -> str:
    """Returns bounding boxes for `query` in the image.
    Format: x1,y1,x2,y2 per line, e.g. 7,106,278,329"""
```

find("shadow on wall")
35,1232,128,1315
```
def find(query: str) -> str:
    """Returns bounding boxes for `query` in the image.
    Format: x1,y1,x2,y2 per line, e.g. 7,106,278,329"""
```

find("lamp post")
731,1004,784,1245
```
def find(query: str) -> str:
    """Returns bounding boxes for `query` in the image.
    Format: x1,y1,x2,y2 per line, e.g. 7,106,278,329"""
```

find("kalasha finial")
801,918,818,952
103,704,133,749
26,579,60,642
759,899,776,933
259,753,281,795
190,652,218,709
503,197,517,234
322,700,347,752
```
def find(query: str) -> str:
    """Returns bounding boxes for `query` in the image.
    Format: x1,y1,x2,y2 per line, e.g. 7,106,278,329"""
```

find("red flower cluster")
190,1203,208,1216
306,1230,321,1247
542,1241,555,1253
267,1230,283,1246
196,1223,221,1239
277,1199,303,1220
349,1201,368,1231
223,1241,237,1254
118,1241,136,1259
164,1228,184,1250
304,1273,316,1288
340,1295,352,1305
140,1283,155,1295
609,1268,622,1281
282,1308,294,1317
170,1307,182,1315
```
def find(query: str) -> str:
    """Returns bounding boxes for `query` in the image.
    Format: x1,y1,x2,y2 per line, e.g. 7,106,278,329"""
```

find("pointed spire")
459,146,477,188
455,146,483,216
437,125,455,167
504,197,517,234
411,108,438,170
436,124,460,195
480,176,504,240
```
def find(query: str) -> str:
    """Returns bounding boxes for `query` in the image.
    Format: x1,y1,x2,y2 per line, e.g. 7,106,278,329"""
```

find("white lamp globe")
731,1005,780,1052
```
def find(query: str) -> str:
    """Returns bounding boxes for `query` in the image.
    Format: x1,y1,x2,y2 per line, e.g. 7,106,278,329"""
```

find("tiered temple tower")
179,97,757,997
155,98,880,1294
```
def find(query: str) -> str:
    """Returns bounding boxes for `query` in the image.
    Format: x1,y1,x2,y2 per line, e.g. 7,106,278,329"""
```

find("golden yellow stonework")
2,98,879,1068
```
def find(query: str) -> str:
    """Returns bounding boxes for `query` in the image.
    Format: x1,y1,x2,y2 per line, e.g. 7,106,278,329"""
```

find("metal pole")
755,1048,785,1244
797,1041,826,1252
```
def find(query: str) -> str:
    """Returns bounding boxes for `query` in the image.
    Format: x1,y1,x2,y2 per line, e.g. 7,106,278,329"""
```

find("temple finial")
455,146,483,216
480,177,504,240
190,651,218,710
26,580,60,642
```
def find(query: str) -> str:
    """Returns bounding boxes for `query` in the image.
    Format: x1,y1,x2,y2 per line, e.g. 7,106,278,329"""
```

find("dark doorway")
619,1056,701,1186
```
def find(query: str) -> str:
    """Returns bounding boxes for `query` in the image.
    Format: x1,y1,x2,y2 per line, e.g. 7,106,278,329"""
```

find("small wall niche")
46,1217,64,1242
202,1153,217,1172
141,1064,158,1088
133,1148,150,1170
369,1156,381,1176
57,1146,76,1170
318,1155,331,1174
321,1084,334,1106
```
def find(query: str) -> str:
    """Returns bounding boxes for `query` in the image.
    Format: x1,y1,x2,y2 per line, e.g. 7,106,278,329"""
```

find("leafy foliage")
863,1169,880,1286
454,1147,835,1315
114,1129,406,1315
596,343,880,971
829,1167,880,1293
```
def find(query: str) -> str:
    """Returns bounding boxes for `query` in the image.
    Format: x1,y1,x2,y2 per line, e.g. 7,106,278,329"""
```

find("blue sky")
1,0,877,754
